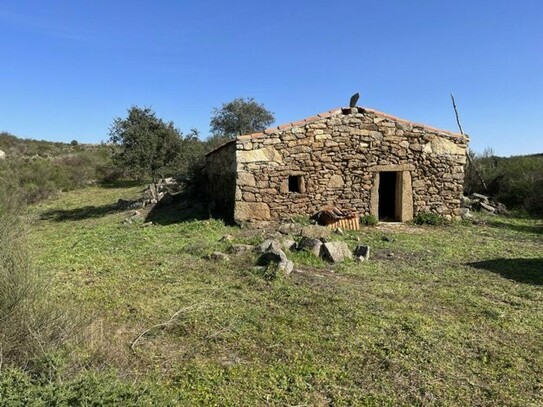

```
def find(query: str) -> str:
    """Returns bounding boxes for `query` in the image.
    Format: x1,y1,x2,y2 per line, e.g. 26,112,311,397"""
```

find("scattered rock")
298,237,323,257
353,244,370,262
258,247,287,265
322,241,352,263
123,210,144,224
0,150,6,160
142,221,153,227
278,223,303,235
382,236,394,242
471,193,489,204
334,227,344,236
257,238,282,253
257,246,292,275
479,202,496,214
460,208,473,219
209,252,231,262
280,260,294,275
281,239,297,252
301,225,331,240
463,193,507,215
219,234,235,242
495,203,508,215
229,244,254,255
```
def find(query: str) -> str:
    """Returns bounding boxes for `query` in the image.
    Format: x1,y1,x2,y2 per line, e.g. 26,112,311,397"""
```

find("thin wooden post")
450,93,488,191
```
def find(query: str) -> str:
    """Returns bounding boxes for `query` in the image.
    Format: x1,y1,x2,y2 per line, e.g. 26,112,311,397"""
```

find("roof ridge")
206,106,466,156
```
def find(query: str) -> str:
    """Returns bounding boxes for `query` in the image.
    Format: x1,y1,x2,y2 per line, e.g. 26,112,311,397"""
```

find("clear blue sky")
1,0,541,156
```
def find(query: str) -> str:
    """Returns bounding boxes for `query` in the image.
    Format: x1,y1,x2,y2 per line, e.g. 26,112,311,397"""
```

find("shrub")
0,190,76,373
413,212,446,225
360,214,378,226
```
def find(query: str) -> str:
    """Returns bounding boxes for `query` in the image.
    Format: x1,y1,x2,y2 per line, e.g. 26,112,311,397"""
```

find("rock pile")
116,178,181,210
461,193,507,218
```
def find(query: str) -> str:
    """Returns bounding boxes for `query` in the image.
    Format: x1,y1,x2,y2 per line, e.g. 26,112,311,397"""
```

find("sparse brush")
0,192,78,375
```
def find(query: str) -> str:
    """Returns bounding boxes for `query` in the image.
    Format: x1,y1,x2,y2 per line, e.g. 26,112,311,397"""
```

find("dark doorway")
378,172,398,221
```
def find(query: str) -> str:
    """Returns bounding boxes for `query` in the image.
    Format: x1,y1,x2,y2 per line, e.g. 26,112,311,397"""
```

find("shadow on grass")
40,203,123,221
468,258,543,285
144,192,209,225
99,180,144,189
488,217,543,235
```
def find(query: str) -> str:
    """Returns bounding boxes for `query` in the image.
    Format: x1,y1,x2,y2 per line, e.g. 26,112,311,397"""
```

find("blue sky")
0,0,541,156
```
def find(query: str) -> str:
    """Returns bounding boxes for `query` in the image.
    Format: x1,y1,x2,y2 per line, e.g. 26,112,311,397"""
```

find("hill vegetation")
465,150,543,216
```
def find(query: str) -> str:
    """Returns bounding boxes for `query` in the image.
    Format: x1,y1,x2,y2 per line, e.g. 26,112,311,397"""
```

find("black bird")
349,92,360,108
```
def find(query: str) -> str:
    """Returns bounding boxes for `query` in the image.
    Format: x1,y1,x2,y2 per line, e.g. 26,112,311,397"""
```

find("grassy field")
11,184,543,405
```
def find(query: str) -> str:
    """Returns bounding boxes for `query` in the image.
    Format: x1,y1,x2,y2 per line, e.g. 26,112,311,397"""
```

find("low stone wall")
232,108,468,222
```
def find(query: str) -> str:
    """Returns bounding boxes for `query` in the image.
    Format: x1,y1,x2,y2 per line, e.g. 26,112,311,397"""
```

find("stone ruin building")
205,106,469,224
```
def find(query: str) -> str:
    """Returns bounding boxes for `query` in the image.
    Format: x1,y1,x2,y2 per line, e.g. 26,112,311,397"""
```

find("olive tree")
210,97,275,140
108,106,185,182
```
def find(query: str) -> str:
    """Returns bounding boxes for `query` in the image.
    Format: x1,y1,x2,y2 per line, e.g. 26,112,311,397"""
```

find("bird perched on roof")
349,92,360,108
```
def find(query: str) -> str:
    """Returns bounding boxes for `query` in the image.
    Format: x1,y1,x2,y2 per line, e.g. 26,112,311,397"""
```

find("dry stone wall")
229,108,468,223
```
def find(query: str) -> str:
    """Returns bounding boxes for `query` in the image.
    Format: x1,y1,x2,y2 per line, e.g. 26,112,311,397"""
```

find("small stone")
460,208,472,219
220,234,235,242
334,227,344,236
382,236,394,242
229,244,255,255
209,252,230,262
495,203,508,215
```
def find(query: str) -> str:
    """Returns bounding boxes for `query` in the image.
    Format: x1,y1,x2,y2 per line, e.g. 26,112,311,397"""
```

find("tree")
210,97,275,139
108,106,184,182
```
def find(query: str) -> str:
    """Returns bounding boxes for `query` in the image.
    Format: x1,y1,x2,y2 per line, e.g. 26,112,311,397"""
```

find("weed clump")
360,214,378,226
413,212,447,225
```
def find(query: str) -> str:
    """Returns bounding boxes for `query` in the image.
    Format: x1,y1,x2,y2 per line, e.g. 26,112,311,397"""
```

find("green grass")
15,185,543,406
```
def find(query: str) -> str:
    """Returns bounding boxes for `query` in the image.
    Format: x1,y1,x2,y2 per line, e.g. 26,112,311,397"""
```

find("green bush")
360,214,378,226
413,212,446,225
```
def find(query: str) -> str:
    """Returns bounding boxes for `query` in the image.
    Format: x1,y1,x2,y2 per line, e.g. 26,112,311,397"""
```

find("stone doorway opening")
369,166,414,223
378,171,399,221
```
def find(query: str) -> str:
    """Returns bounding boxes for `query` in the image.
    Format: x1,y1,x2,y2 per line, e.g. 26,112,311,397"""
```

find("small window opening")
288,175,302,193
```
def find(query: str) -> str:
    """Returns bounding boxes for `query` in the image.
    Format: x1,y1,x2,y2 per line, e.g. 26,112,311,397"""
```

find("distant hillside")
0,131,107,159
0,132,115,204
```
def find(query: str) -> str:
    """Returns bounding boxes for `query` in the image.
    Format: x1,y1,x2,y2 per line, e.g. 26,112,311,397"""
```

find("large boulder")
257,246,293,275
322,241,352,263
278,223,303,235
301,225,331,240
298,237,323,257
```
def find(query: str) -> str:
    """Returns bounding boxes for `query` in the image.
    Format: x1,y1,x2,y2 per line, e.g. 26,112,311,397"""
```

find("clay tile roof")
205,106,465,156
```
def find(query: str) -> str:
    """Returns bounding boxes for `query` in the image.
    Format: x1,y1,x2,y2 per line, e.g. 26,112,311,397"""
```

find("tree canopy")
210,97,275,140
108,106,186,181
